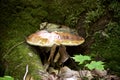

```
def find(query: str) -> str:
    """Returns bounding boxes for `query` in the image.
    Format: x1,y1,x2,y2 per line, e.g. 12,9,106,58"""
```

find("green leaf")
0,76,14,80
4,76,14,80
85,61,104,70
72,54,91,64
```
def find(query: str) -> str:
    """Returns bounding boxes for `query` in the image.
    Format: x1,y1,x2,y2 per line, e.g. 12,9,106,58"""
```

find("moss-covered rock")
4,43,44,80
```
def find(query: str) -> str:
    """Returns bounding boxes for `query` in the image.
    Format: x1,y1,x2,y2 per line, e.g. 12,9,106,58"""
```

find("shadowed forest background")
0,0,120,79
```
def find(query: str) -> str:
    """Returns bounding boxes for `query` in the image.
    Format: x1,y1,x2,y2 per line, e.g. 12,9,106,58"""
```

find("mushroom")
40,22,60,30
40,22,78,35
26,30,84,47
26,29,84,70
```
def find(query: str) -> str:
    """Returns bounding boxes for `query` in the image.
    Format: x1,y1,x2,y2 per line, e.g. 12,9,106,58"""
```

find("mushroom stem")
44,44,57,70
48,44,57,62
58,45,69,65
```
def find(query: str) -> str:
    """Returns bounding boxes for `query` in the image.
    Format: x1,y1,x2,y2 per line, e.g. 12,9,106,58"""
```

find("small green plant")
72,54,91,65
72,54,104,70
0,76,14,80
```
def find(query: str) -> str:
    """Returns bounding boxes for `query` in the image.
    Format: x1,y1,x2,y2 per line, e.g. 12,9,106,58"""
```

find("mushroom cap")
26,30,85,47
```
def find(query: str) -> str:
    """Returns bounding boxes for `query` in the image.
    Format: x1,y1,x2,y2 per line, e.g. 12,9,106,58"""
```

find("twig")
3,41,25,58
23,65,29,80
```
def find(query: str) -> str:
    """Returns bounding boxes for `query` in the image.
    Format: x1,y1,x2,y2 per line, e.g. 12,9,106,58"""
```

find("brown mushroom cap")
26,30,85,47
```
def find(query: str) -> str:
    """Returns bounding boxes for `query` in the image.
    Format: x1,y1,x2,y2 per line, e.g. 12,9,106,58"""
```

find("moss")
0,19,43,79
4,43,43,79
